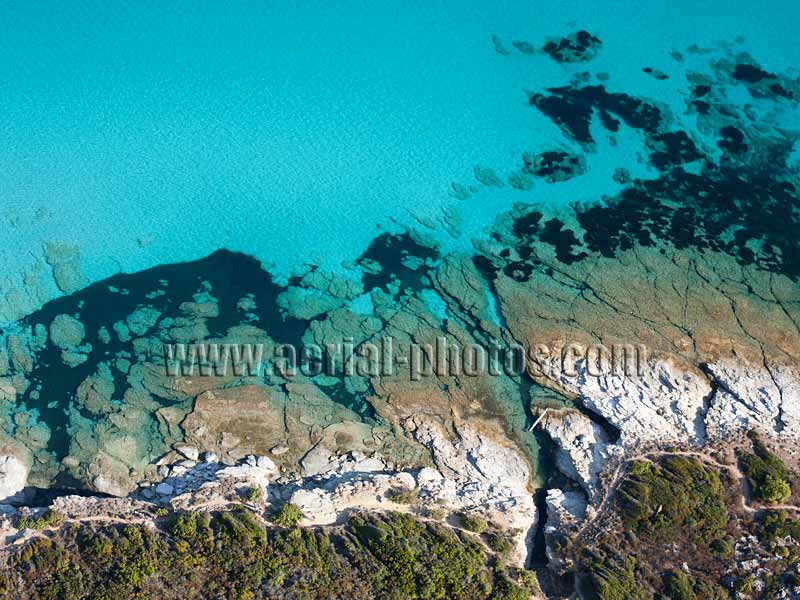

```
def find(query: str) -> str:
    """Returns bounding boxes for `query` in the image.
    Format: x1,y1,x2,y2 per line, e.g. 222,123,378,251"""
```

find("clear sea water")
1,1,798,323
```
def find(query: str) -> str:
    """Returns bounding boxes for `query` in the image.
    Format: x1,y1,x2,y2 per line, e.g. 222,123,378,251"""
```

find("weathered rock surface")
544,489,588,571
0,452,28,502
541,410,615,501
49,314,85,350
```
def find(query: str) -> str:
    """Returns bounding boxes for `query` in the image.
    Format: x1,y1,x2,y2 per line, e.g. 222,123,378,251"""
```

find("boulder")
0,453,28,501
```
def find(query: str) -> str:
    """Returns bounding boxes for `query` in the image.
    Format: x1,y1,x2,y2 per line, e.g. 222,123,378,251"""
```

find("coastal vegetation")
0,509,536,600
738,432,796,505
574,448,800,600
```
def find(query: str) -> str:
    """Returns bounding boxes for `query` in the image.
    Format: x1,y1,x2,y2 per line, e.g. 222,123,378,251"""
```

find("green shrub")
739,434,795,505
663,570,695,600
617,456,728,544
760,475,792,504
426,507,447,520
582,552,648,600
459,513,487,533
485,531,513,556
2,508,527,599
737,575,757,594
760,510,800,542
270,503,303,528
17,510,65,530
386,487,418,505
710,537,733,558
245,485,264,502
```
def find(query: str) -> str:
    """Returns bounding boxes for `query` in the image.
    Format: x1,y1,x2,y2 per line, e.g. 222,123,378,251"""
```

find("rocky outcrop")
0,420,537,567
0,449,29,502
405,417,536,565
131,416,535,566
705,359,800,440
546,357,712,447
544,489,588,572
541,410,615,501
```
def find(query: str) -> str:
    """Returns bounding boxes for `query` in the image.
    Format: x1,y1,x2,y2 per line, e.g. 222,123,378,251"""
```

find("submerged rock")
49,314,85,350
44,242,86,294
542,30,602,63
521,149,587,183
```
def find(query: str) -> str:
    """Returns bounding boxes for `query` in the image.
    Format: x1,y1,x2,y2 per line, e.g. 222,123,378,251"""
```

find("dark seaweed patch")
692,100,711,115
530,85,663,144
649,131,704,169
507,209,588,270
358,232,439,294
718,126,748,155
512,210,544,238
522,150,586,182
492,150,799,283
542,30,602,63
769,83,793,99
643,67,669,81
577,167,800,275
733,63,776,83
540,218,589,263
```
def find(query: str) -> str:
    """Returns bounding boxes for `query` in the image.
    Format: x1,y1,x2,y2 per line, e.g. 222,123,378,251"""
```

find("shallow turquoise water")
1,1,798,323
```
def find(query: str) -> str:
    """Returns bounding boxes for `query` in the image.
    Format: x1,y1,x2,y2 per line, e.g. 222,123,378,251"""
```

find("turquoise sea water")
1,1,798,323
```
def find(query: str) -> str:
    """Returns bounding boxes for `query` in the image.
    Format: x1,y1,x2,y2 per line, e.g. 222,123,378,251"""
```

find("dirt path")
631,449,800,515
572,448,800,547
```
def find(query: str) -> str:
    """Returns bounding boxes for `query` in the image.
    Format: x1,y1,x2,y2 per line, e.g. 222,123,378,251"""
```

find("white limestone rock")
300,444,337,477
174,445,200,461
290,488,338,524
541,410,614,502
0,453,28,501
550,357,711,446
705,359,800,440
406,417,536,566
544,489,588,571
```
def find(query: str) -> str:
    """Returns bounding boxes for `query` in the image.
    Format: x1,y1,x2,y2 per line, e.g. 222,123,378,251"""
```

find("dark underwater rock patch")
529,85,664,145
575,167,800,276
487,116,798,279
486,155,800,283
542,30,602,63
648,131,704,170
726,59,797,100
718,125,748,155
520,49,800,278
522,150,587,183
357,232,439,294
733,63,776,83
643,67,669,81
502,208,588,267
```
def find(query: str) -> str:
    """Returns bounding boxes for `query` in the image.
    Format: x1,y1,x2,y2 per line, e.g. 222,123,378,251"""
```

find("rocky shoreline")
1,351,798,593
